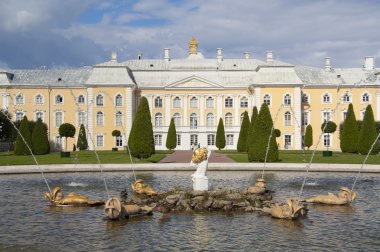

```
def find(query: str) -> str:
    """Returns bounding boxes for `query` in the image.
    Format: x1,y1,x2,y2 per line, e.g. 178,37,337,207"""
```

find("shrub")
358,105,378,155
321,121,337,151
340,103,359,153
274,129,281,137
166,118,177,150
77,124,88,151
216,118,226,150
304,125,313,150
31,118,50,155
237,111,250,152
59,123,76,152
14,116,32,155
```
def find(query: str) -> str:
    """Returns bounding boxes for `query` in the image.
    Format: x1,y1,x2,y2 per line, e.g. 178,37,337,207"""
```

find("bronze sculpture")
131,179,158,196
44,186,104,206
260,198,308,219
303,187,356,205
247,178,267,194
104,197,154,220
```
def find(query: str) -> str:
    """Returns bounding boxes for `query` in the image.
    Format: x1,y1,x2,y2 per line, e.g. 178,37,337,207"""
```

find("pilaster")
234,94,239,126
165,94,171,126
183,95,188,126
125,87,133,143
200,95,205,126
87,87,94,150
254,87,261,107
294,86,302,149
217,95,223,120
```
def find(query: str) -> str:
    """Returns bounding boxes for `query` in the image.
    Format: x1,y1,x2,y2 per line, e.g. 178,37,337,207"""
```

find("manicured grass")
0,150,168,166
227,150,380,164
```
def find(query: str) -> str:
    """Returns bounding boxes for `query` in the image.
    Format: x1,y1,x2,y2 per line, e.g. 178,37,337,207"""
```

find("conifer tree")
77,124,88,151
31,118,50,155
216,118,226,150
304,124,313,150
166,118,177,150
248,103,278,162
14,116,32,155
128,96,155,158
246,106,258,153
358,105,378,155
237,111,250,152
340,103,359,153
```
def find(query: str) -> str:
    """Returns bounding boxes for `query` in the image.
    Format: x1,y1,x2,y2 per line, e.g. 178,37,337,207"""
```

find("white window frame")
207,134,215,146
322,93,332,104
96,134,104,147
322,110,332,122
155,113,163,127
173,96,181,108
226,134,234,146
176,134,181,146
96,111,104,126
302,93,309,103
263,94,271,106
173,113,181,127
15,94,24,105
240,97,248,108
361,92,370,104
190,113,198,129
342,92,351,103
225,113,233,128
55,135,62,150
77,111,86,127
116,136,123,147
15,111,24,121
155,96,163,108
35,111,44,122
342,110,347,121
190,96,198,109
115,94,123,107
35,94,44,105
96,94,104,106
360,109,366,120
77,94,85,104
302,111,309,126
190,134,198,146
154,134,162,146
240,113,244,125
206,96,214,108
115,111,123,127
284,134,292,149
55,111,63,128
323,133,332,148
284,111,292,126
206,113,214,128
284,93,292,106
55,94,64,105
225,97,233,108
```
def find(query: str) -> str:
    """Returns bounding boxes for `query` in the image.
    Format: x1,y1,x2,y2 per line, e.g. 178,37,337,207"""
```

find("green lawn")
0,150,172,166
221,150,380,164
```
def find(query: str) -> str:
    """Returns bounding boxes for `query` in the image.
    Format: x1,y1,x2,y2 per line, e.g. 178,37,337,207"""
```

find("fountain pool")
0,171,379,251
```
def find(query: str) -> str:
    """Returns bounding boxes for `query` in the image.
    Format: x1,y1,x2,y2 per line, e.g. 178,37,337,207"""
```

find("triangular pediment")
165,75,223,89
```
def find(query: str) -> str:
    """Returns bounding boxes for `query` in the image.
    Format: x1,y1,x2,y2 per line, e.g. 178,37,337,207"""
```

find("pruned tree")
216,118,226,150
166,118,177,150
340,103,359,153
59,123,76,152
77,124,88,151
321,121,337,151
358,105,378,155
14,116,32,155
237,111,250,152
304,125,313,150
31,118,50,155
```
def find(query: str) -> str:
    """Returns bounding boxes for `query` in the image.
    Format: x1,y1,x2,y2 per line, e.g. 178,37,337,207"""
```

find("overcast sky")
0,0,379,69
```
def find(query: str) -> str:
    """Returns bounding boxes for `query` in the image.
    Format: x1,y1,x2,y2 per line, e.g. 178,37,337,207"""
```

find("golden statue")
131,179,158,196
188,36,198,54
191,147,208,164
303,187,356,205
104,197,154,220
247,178,266,194
261,198,308,220
44,186,104,206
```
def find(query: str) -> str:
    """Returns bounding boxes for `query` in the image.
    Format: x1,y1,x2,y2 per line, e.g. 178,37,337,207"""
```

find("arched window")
15,94,24,104
173,113,181,127
96,94,104,106
302,93,309,103
15,111,24,121
225,113,233,128
284,94,292,106
96,111,104,126
342,92,351,103
155,96,163,108
77,111,86,126
225,97,233,108
35,111,44,121
263,94,271,106
206,97,214,108
55,111,63,127
190,113,198,129
115,94,123,106
323,93,331,103
190,96,198,108
284,111,291,126
173,96,181,108
55,94,63,104
35,94,43,105
206,113,214,128
78,95,85,104
240,97,248,108
155,113,163,127
362,93,370,103
115,111,123,126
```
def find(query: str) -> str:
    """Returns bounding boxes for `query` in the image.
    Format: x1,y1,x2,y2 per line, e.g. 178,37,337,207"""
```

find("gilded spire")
188,36,198,55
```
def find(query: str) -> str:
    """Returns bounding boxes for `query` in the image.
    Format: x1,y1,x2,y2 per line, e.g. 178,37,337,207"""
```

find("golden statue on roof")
188,37,198,54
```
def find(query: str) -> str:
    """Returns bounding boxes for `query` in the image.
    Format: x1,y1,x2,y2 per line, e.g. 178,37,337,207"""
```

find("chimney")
266,51,273,63
364,56,374,70
217,48,223,63
325,57,332,71
137,53,143,60
111,51,117,62
164,48,170,62
244,52,250,59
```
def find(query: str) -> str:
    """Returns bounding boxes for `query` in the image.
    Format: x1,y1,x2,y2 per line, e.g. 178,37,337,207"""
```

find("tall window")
116,136,123,147
190,96,198,108
35,111,44,121
225,97,233,108
302,93,309,103
173,96,181,108
155,97,163,108
206,113,214,128
225,113,233,128
55,94,63,104
55,135,62,149
190,113,198,129
15,111,24,121
78,95,85,104
115,94,123,106
284,111,291,126
96,111,104,126
78,111,86,126
190,134,198,145
206,97,214,108
115,111,123,126
207,134,215,146
284,135,292,149
96,94,104,106
302,111,309,126
263,94,271,106
55,111,63,127
240,113,244,125
323,111,331,122
173,113,181,127
96,134,104,147
342,92,351,103
240,97,248,108
323,134,331,147
323,93,331,103
155,113,163,127
284,94,292,106
362,93,370,103
35,94,43,105
15,94,24,104
154,135,162,146
176,134,181,146
226,134,234,145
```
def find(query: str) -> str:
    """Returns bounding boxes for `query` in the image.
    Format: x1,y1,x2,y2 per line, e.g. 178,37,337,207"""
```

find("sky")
0,0,379,69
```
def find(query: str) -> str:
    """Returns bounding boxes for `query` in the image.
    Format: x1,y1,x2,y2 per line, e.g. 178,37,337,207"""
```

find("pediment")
165,75,223,89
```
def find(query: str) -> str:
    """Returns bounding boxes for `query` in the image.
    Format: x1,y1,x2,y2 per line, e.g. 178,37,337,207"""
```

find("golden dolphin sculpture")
104,197,154,220
131,179,158,196
44,186,104,206
303,187,356,205
261,198,308,220
247,178,267,194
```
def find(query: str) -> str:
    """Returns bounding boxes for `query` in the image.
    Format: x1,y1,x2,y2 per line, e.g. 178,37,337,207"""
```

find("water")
0,171,379,251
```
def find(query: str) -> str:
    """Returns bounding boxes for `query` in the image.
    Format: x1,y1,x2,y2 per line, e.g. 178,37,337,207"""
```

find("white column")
294,86,302,150
183,95,188,126
165,94,171,126
234,94,239,126
87,87,94,150
217,95,223,121
125,87,133,143
254,87,261,107
199,95,205,126
376,90,380,121
1,92,9,110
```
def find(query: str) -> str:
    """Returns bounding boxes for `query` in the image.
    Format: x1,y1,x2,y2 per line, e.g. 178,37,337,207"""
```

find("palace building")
0,38,379,151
